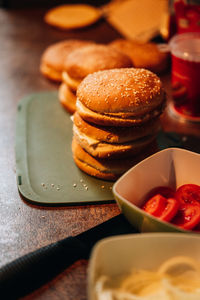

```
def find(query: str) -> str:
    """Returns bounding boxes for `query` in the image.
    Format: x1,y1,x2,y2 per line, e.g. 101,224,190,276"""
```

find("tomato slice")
144,186,175,202
172,204,200,230
142,194,166,217
175,184,200,205
160,198,179,222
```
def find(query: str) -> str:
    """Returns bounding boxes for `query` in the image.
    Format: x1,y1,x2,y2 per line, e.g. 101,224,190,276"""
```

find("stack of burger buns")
40,39,93,82
40,39,168,117
72,68,166,181
109,39,169,74
58,44,133,114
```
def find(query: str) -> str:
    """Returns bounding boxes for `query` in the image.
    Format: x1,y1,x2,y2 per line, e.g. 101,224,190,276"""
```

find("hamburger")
72,68,166,180
76,68,165,126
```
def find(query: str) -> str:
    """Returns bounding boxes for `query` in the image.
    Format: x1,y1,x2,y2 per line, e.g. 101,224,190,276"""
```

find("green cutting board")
15,92,182,205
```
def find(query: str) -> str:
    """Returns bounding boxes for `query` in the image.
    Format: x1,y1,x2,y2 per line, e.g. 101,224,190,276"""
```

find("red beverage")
169,32,200,121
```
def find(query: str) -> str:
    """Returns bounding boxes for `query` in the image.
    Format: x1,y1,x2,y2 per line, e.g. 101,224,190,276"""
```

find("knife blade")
0,213,137,299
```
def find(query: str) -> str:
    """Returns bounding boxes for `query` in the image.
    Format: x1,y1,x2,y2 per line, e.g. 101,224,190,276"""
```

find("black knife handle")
0,236,88,299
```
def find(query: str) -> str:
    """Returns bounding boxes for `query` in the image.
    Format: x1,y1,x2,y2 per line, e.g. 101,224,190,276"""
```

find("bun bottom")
58,83,76,114
72,138,157,181
40,62,62,82
73,155,118,181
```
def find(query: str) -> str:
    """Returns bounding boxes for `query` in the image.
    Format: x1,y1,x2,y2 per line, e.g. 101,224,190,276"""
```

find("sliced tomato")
142,194,166,217
160,198,179,222
172,204,200,230
175,184,200,205
144,186,175,202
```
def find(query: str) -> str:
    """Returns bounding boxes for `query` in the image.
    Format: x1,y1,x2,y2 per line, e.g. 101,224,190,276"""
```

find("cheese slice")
105,0,168,42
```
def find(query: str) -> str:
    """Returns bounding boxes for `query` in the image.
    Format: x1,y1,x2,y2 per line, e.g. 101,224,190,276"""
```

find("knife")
0,213,137,299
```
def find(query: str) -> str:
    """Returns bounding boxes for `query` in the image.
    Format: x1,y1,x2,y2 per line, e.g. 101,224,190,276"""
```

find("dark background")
0,0,110,9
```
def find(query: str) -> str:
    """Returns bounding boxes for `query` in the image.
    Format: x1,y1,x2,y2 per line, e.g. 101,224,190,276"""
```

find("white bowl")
113,148,200,233
88,233,200,300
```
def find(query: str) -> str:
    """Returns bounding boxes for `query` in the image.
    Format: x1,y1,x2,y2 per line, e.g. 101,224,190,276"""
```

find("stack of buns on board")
73,68,165,180
40,39,167,180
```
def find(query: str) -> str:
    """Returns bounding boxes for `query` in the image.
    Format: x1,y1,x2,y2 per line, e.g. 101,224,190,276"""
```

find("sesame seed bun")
72,138,155,181
58,83,76,114
76,68,166,126
40,39,94,82
110,39,169,74
63,44,133,81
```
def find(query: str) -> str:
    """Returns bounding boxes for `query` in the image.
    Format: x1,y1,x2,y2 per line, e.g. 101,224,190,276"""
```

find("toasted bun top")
110,39,169,74
77,68,165,115
41,39,93,71
63,44,133,79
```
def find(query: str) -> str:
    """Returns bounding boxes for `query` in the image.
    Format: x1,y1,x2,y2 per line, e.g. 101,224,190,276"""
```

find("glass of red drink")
169,32,200,122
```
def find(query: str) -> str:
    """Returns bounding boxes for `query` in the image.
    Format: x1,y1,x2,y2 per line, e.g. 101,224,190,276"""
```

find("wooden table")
0,7,199,300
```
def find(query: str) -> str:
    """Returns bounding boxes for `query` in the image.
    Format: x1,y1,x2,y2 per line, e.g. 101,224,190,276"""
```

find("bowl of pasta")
88,233,200,300
113,148,200,233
